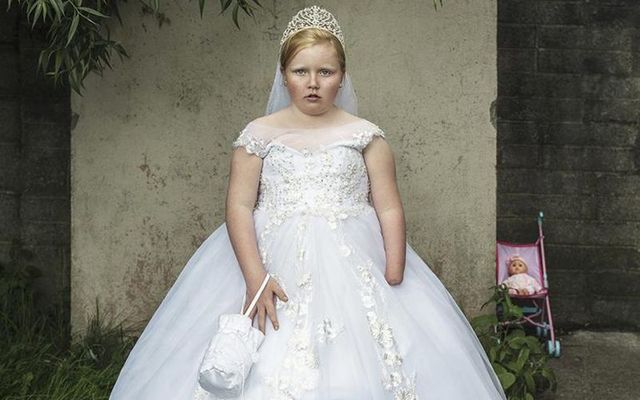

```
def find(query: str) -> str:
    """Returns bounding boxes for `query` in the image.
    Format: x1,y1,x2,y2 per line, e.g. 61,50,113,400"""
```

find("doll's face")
283,42,344,116
508,259,528,275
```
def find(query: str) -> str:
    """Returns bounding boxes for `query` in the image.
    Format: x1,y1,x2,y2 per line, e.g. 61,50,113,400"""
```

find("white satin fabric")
109,119,507,400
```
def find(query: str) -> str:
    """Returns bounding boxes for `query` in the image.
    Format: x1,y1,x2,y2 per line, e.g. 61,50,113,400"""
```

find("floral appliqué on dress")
223,124,418,399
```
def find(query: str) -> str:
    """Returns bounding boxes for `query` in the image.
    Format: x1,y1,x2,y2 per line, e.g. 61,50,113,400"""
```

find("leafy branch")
7,0,261,95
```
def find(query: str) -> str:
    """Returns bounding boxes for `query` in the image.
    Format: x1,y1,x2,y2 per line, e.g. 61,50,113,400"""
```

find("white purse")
197,273,271,398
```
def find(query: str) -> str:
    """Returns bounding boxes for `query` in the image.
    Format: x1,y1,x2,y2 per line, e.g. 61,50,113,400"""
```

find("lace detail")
255,143,373,226
353,126,386,150
334,230,418,399
192,384,210,399
316,318,344,344
264,214,321,399
355,260,418,399
232,129,270,158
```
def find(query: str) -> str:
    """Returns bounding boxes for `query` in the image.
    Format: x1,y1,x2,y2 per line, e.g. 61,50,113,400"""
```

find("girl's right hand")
243,277,288,334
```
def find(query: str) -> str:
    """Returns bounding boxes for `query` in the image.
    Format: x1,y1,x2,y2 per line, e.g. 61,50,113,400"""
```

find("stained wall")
71,1,497,333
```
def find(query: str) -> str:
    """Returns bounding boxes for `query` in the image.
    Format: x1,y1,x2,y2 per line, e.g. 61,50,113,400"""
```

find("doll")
501,255,542,296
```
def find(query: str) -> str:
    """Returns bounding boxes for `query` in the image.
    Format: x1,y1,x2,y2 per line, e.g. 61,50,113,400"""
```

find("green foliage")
0,261,136,399
6,0,262,95
471,284,558,400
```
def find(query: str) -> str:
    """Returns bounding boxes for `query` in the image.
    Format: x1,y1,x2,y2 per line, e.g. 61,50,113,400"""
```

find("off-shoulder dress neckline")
248,119,367,131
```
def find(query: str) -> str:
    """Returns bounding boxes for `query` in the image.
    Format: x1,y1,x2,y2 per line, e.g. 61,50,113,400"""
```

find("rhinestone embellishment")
280,5,345,48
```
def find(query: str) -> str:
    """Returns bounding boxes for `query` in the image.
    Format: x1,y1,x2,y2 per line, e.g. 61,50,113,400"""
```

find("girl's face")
283,42,344,116
508,259,528,275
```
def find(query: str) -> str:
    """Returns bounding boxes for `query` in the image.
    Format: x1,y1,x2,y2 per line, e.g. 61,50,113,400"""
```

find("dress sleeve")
232,126,270,158
353,124,386,151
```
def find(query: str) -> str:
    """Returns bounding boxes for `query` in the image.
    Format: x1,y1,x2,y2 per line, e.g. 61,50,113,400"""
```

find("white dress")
109,118,507,400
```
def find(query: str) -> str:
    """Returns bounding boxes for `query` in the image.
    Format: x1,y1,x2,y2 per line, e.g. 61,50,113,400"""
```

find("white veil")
265,63,358,116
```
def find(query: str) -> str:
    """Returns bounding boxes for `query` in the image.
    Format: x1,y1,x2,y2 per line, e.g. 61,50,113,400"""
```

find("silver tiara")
280,5,345,49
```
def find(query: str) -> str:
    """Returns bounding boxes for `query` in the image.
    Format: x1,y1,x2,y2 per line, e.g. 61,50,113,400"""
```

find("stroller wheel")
554,341,561,357
546,340,561,357
536,324,549,338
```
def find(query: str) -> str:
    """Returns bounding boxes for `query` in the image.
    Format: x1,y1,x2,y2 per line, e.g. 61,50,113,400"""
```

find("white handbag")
197,273,271,398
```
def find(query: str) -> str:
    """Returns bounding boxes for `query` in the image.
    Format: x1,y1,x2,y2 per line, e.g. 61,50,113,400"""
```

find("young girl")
109,6,507,400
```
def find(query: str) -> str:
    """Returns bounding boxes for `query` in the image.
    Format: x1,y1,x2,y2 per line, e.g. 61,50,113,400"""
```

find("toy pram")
496,211,561,357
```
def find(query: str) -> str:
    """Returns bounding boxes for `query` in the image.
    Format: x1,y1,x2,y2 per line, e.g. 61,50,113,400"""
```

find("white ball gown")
109,118,507,400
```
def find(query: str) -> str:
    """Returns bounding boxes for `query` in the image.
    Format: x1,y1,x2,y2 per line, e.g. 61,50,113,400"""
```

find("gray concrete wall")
71,0,497,334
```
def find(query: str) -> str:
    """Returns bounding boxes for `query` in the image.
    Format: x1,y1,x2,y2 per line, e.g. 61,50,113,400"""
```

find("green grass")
0,264,136,400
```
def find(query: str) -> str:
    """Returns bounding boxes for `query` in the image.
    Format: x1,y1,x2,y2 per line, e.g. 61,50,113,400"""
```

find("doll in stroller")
496,211,561,357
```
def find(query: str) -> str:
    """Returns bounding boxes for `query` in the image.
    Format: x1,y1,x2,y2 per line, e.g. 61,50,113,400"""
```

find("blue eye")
320,69,333,76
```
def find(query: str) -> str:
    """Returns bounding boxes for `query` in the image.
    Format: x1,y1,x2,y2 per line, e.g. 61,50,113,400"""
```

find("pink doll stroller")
496,211,561,357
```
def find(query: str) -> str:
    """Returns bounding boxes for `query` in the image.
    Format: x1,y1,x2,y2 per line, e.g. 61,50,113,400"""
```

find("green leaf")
524,370,536,393
27,1,39,16
497,371,516,390
516,347,530,371
111,0,123,25
53,51,63,76
55,0,65,17
489,346,497,362
508,336,526,349
41,1,49,23
67,13,79,47
499,349,512,363
222,0,233,12
505,361,522,374
32,2,42,28
471,314,498,328
541,366,556,385
79,6,108,18
48,0,61,20
525,338,543,353
37,49,46,71
492,363,507,375
232,2,240,28
525,393,534,400
198,0,205,17
507,329,526,338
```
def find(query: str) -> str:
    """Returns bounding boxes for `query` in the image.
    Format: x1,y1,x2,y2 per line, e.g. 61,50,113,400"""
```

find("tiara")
280,5,345,49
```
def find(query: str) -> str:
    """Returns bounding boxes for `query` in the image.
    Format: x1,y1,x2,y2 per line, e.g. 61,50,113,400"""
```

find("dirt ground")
537,330,640,400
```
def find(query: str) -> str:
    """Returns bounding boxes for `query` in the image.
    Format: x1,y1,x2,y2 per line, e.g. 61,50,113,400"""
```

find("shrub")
471,284,557,400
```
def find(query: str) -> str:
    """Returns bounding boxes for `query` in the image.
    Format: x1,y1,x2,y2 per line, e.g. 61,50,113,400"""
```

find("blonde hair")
279,28,346,72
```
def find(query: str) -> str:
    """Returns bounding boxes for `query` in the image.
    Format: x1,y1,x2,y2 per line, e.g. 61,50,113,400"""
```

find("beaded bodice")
232,119,385,222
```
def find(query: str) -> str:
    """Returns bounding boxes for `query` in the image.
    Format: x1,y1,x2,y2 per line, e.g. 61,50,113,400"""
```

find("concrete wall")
497,0,640,330
71,0,497,334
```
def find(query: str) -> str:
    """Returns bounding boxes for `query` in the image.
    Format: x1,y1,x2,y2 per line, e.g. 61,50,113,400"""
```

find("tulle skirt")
109,206,506,400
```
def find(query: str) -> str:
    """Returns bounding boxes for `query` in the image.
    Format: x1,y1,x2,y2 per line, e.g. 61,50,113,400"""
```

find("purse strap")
241,272,271,317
